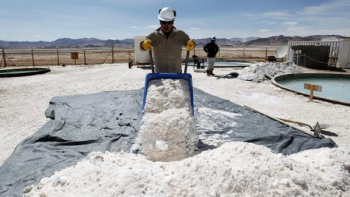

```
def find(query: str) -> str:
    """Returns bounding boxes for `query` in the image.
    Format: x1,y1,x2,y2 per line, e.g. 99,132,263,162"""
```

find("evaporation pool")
273,73,350,106
0,68,51,77
186,61,253,68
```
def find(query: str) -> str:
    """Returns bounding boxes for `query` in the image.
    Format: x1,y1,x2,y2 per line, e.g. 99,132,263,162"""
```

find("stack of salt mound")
239,62,303,82
140,79,197,161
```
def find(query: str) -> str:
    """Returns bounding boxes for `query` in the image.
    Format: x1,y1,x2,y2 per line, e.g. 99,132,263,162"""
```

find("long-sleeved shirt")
203,42,219,58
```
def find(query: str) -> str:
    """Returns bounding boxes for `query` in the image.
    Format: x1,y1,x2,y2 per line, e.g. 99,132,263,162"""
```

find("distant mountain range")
0,35,345,49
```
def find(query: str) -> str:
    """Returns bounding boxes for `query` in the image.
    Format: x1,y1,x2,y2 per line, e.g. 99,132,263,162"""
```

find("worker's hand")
186,40,196,51
141,39,152,51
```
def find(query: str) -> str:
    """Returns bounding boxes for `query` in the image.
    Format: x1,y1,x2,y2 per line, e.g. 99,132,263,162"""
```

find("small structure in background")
71,52,79,65
267,56,277,62
134,36,150,65
287,38,350,69
291,45,330,69
266,45,288,62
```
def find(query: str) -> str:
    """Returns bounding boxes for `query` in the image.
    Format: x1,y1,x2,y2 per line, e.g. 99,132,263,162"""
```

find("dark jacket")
203,42,219,58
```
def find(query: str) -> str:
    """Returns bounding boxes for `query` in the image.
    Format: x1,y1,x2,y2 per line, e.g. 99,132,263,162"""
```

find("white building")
287,39,350,69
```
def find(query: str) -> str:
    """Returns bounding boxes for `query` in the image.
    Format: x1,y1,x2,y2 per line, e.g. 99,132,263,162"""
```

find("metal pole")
84,50,87,65
32,49,35,66
111,40,114,63
2,49,7,67
297,52,299,66
184,51,189,73
149,50,155,73
57,49,60,66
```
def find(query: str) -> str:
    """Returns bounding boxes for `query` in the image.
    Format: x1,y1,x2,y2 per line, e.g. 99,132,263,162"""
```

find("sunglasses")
160,21,173,25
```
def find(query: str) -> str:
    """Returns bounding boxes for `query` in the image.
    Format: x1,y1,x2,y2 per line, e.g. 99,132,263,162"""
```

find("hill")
0,35,345,49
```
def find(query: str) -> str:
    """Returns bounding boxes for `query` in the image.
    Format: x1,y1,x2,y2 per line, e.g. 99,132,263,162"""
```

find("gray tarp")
0,88,336,196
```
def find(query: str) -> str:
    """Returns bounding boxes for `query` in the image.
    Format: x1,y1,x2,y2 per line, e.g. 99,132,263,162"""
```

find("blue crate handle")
142,73,195,116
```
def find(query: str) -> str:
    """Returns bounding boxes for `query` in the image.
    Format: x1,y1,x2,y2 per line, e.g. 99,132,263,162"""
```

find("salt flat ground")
0,63,349,165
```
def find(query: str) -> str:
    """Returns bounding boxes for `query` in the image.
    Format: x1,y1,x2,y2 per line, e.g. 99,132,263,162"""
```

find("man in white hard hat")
140,7,196,73
203,36,220,76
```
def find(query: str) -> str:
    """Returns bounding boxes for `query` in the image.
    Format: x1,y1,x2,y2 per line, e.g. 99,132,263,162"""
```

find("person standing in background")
203,36,219,76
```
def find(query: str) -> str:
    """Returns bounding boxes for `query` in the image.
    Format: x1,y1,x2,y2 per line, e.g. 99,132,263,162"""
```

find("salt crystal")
280,178,290,187
292,177,306,186
140,79,197,161
155,140,168,150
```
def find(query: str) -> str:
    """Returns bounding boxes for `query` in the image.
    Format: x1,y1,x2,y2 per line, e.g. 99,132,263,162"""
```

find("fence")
0,47,277,67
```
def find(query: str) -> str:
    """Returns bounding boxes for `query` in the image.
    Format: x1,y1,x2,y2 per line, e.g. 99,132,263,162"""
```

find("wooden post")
304,83,322,101
265,48,267,61
84,50,87,65
56,49,59,65
2,49,7,67
128,50,131,62
32,49,35,66
243,48,245,62
111,40,114,63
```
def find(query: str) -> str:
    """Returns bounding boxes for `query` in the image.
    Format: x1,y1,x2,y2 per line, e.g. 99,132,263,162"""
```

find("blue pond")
276,75,350,103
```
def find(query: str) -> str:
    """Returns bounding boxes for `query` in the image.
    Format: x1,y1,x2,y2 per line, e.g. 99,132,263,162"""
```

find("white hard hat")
158,7,176,22
211,35,216,40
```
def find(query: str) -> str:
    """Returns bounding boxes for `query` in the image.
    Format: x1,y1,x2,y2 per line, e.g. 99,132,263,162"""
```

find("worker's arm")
140,39,152,51
203,44,208,53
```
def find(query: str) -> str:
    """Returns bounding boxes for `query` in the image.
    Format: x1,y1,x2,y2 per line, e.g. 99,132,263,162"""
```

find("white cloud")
190,27,199,30
263,21,276,25
262,11,291,19
130,26,139,29
245,0,350,37
281,21,298,26
299,0,350,15
286,27,309,35
258,29,270,33
144,25,158,29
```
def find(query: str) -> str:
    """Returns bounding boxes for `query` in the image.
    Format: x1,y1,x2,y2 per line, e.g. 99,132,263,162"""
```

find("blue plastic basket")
142,73,195,116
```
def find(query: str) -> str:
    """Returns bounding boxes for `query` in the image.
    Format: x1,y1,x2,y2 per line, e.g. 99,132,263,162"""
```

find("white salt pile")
139,79,197,161
239,62,303,82
24,142,350,197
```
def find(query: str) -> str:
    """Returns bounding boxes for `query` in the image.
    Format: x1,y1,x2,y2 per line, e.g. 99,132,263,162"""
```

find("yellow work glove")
141,39,152,51
186,40,196,51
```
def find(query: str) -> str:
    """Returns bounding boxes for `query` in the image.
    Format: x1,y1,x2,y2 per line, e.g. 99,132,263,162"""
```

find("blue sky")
0,0,349,41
